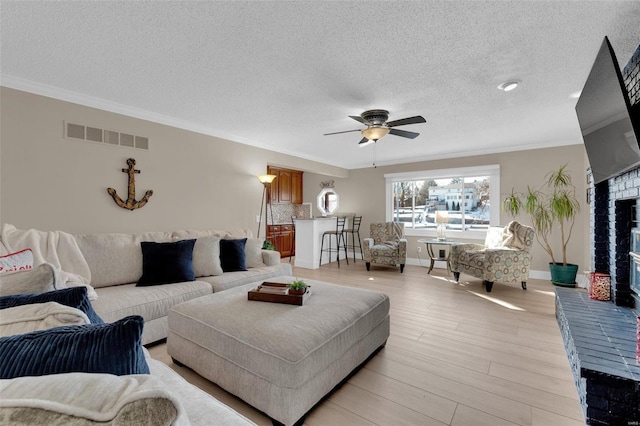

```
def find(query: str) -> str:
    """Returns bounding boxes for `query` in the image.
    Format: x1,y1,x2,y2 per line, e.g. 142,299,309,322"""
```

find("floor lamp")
257,174,277,246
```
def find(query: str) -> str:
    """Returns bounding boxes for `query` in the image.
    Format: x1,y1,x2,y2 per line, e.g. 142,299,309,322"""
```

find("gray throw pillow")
245,238,265,268
192,236,223,277
0,263,60,296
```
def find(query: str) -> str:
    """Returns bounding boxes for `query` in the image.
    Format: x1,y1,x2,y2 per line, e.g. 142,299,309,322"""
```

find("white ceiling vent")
64,121,149,150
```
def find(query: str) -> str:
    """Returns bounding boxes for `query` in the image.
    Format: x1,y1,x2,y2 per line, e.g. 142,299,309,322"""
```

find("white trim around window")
384,164,500,240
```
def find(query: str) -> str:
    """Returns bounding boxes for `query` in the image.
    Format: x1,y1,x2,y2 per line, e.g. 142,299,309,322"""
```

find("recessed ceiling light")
498,80,521,92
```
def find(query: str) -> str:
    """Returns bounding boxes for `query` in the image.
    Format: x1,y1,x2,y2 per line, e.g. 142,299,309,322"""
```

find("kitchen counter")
294,217,348,269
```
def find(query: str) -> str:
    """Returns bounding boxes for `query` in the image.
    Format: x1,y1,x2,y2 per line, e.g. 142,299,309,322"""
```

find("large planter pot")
549,262,579,287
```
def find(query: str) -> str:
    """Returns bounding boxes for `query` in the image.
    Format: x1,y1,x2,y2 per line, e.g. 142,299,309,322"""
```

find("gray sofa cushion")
148,358,256,426
92,280,212,324
199,263,292,293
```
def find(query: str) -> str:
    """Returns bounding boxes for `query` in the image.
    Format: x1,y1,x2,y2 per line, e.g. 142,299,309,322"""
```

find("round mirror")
317,189,339,216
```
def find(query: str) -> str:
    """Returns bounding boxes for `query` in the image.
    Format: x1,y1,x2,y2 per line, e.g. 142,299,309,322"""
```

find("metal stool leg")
319,234,325,268
341,232,349,265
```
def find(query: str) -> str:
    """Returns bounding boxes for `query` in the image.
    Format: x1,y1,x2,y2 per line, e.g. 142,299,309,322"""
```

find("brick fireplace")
590,41,640,308
556,44,640,425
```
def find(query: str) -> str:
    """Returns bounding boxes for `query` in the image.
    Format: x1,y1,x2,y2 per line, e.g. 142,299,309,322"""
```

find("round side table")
417,239,460,275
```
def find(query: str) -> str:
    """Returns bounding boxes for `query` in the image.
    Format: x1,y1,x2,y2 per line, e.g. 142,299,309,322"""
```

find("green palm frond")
502,164,580,266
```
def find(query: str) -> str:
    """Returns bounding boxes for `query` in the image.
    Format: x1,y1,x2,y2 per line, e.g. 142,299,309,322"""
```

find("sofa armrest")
362,238,374,261
398,238,407,259
450,243,485,272
261,249,281,266
451,243,484,255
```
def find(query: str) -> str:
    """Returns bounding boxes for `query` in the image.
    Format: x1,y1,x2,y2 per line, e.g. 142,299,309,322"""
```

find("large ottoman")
167,276,390,426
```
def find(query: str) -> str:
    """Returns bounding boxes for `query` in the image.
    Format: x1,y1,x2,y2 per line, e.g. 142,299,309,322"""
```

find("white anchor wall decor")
107,158,154,210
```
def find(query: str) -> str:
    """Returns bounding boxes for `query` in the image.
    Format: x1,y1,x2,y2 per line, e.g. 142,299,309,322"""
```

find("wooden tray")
248,282,311,305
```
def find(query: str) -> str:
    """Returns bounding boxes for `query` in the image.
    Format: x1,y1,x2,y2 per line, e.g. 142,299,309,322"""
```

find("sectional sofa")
0,225,293,424
74,228,292,344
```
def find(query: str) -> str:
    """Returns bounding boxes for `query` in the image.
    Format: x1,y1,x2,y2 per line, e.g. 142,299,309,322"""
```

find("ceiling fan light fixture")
359,139,375,147
498,80,521,92
361,125,390,141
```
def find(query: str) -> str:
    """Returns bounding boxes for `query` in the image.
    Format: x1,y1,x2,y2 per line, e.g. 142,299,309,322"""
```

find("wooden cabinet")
291,172,303,204
267,166,303,204
267,224,294,258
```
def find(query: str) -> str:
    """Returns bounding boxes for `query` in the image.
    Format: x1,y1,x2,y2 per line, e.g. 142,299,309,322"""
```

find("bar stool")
289,216,297,263
319,216,349,268
344,215,363,262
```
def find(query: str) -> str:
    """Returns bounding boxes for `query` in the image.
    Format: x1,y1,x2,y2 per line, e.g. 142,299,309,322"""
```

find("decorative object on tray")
248,281,311,305
258,282,289,295
287,278,307,295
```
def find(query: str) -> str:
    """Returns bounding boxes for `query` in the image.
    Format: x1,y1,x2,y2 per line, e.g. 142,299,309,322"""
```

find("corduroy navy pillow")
220,238,248,272
0,287,103,324
0,315,149,379
137,239,196,286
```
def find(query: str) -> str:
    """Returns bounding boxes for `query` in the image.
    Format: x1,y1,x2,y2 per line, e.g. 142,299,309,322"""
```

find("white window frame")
384,164,500,240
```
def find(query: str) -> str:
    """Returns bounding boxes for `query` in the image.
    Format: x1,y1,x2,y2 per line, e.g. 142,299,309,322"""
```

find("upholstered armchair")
450,221,535,292
363,222,407,273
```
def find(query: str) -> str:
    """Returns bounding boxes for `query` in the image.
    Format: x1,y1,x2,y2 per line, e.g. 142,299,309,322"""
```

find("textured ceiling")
1,1,639,169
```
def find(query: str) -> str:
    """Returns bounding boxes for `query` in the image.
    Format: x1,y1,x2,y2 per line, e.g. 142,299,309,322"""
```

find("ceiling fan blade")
358,137,370,145
386,116,426,127
324,129,362,136
389,128,419,139
349,115,367,124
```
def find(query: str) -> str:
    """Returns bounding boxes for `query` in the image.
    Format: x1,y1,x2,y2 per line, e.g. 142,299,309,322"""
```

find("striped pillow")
0,316,148,379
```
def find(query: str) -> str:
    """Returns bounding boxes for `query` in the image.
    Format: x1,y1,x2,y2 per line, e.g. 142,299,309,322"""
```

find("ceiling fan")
324,109,426,146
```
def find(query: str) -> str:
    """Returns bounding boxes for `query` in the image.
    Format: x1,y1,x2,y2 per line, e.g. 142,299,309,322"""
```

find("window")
385,165,500,238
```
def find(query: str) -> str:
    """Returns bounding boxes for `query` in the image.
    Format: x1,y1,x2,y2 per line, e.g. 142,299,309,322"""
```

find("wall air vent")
64,121,149,150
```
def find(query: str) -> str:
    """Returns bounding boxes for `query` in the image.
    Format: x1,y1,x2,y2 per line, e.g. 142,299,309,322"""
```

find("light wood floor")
148,260,585,426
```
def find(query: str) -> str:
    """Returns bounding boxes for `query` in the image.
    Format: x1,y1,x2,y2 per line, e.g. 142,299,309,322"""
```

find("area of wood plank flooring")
147,260,585,426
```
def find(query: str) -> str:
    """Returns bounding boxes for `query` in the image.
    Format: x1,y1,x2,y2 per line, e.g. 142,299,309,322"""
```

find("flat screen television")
576,37,640,184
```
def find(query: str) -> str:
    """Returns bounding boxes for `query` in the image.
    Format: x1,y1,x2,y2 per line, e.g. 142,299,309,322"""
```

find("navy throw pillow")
220,238,248,272
137,239,196,286
0,315,149,379
0,286,104,324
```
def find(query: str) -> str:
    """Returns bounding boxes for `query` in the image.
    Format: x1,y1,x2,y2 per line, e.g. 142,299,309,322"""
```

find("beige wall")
304,145,590,274
1,87,590,276
0,88,347,234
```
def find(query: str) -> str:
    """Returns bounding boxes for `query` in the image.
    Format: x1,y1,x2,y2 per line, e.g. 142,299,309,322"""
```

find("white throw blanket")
0,224,96,299
501,221,528,251
0,373,190,425
0,302,90,337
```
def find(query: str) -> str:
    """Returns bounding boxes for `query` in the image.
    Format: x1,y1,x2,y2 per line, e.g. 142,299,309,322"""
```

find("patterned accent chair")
363,222,407,273
450,221,535,292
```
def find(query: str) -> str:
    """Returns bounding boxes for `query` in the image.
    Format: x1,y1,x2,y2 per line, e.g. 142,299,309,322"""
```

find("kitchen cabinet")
267,166,303,204
267,224,294,258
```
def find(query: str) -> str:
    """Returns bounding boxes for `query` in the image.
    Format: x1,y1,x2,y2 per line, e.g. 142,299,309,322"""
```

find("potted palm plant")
502,164,581,286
